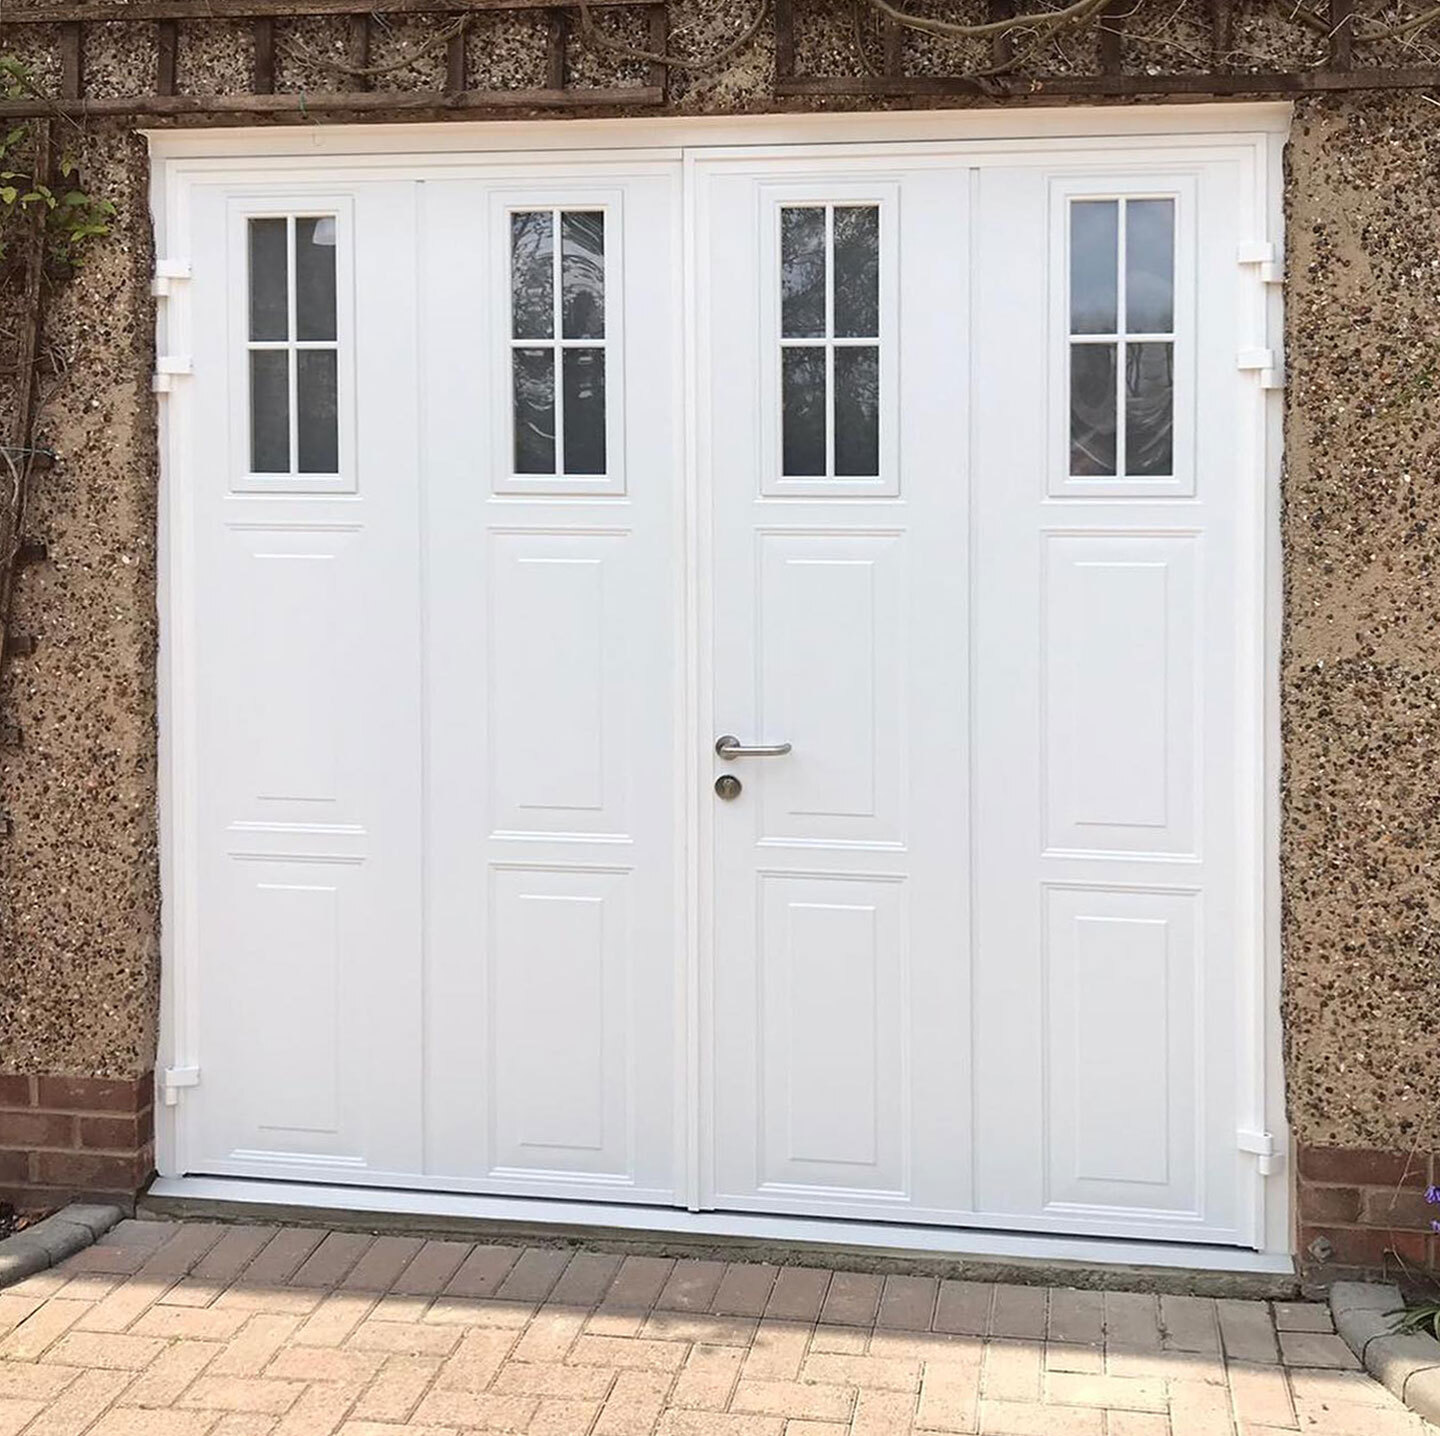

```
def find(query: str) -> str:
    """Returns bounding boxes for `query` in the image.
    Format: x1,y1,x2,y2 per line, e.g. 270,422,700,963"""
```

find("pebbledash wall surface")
0,0,1437,1285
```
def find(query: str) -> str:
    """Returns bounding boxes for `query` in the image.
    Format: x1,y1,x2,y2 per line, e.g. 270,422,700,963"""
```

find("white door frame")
149,102,1292,1270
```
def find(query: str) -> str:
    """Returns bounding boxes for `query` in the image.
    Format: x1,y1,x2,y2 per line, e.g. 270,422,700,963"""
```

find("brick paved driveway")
0,1222,1428,1436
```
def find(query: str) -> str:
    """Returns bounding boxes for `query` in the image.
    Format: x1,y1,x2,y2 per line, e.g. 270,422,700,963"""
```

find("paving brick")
87,1409,220,1436
210,1288,323,1319
1227,1361,1294,1428
293,1294,377,1348
877,1277,937,1333
0,1299,91,1360
157,1281,223,1310
591,1370,671,1436
656,1413,784,1436
1049,1290,1106,1348
569,1335,687,1372
48,1276,126,1306
0,1399,45,1436
808,1326,867,1356
424,1298,533,1329
548,1253,623,1308
47,1331,167,1370
0,1366,80,1403
209,1315,302,1378
178,1379,307,1416
130,1307,249,1342
915,1364,978,1433
1277,1332,1359,1369
492,1362,618,1400
1104,1294,1161,1356
1103,1414,1171,1436
0,1295,46,1337
1290,1395,1424,1435
801,1353,921,1392
730,1381,853,1422
1272,1303,1333,1335
1044,1371,1167,1412
192,1231,279,1286
442,1246,521,1301
1168,1378,1234,1436
818,1274,882,1329
640,1313,757,1348
1160,1295,1220,1354
340,1423,456,1436
512,1307,587,1364
367,1296,430,1325
782,1422,848,1436
22,1369,133,1436
851,1389,916,1436
339,1240,425,1296
391,1242,471,1298
600,1259,674,1316
672,1346,744,1411
1045,1345,1103,1375
1106,1349,1225,1384
289,1235,375,1291
238,1232,326,1289
119,1342,224,1407
343,1322,461,1357
264,1348,382,1385
410,1387,541,1429
711,1267,777,1320
1286,1367,1395,1406
529,1396,604,1435
347,1356,441,1422
269,1381,363,1436
433,1327,521,1390
980,1341,1041,1404
935,1282,992,1339
658,1263,727,1314
762,1270,829,1324
989,1287,1046,1341
59,1248,150,1278
209,1414,277,1436
868,1331,983,1366
497,1251,573,1305
978,1398,1102,1434
740,1322,810,1383
1216,1301,1278,1365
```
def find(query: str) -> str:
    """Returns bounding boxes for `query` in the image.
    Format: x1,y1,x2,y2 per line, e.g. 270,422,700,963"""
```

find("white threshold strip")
146,1177,1295,1277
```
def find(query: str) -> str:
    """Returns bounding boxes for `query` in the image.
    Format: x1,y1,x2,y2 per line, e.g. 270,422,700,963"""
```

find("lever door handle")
715,734,792,760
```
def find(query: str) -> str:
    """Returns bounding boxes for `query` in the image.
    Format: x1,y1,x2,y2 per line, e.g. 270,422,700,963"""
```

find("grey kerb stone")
1330,1280,1440,1428
0,1202,123,1288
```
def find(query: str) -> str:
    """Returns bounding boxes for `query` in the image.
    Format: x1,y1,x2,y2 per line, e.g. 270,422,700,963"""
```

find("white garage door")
162,129,1274,1249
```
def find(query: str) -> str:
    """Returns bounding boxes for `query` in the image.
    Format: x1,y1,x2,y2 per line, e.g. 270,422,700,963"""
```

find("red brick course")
1296,1143,1438,1282
0,1072,154,1211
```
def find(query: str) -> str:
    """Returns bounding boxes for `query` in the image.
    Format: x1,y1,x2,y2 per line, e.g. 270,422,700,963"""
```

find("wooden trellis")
0,0,669,117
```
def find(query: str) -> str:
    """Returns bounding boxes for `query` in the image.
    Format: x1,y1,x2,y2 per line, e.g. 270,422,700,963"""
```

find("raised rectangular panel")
1044,885,1199,1215
1043,533,1197,856
489,534,626,835
222,531,361,811
758,534,903,846
489,867,631,1179
758,874,906,1194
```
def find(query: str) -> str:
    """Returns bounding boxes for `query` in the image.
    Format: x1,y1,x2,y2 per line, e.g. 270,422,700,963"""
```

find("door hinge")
151,258,192,299
1238,1128,1284,1176
152,355,193,394
161,1065,200,1106
1237,240,1284,285
1237,348,1284,391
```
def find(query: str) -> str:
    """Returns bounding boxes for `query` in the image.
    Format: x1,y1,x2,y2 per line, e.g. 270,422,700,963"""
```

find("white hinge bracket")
1238,1128,1284,1176
161,1065,200,1106
1237,347,1284,391
151,258,192,299
152,355,193,394
1237,241,1284,285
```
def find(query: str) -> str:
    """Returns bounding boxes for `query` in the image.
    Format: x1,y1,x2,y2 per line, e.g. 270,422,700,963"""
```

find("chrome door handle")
715,734,792,760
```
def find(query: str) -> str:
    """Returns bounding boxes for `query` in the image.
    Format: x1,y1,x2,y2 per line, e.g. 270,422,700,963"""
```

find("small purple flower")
1426,1185,1440,1205
1434,1220,1440,1234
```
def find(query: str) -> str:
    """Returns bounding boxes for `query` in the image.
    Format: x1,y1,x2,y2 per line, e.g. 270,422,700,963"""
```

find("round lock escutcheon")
714,774,743,801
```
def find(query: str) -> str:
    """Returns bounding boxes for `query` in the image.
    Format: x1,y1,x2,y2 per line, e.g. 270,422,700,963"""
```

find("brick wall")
0,1073,155,1211
1297,1144,1439,1281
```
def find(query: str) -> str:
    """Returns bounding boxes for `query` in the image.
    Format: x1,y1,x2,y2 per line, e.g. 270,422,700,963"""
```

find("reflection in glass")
295,217,337,342
781,207,826,339
834,346,879,477
563,348,606,474
833,206,879,339
511,211,554,341
250,350,290,472
1070,200,1118,335
1070,343,1117,476
1125,342,1173,476
248,218,288,342
561,212,605,340
1126,199,1175,334
782,347,826,476
513,348,556,474
296,350,339,473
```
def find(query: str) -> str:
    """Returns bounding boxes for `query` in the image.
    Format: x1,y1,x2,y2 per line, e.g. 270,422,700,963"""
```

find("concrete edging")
0,1203,123,1289
1331,1280,1440,1428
